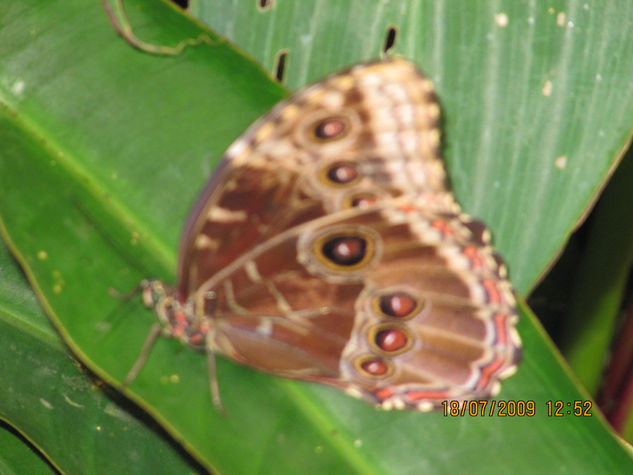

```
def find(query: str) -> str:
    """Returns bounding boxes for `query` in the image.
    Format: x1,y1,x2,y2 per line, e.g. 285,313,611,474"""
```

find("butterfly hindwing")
191,198,519,410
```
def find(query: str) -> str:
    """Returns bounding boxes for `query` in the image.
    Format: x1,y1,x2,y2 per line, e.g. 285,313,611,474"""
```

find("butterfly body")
140,59,520,411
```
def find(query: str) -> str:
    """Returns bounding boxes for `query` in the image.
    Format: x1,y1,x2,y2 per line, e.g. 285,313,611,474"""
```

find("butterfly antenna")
123,323,162,387
207,348,227,416
108,280,146,301
99,281,150,346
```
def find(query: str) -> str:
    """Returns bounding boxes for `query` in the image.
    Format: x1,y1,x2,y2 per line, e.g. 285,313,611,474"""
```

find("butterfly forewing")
142,59,521,411
177,59,457,296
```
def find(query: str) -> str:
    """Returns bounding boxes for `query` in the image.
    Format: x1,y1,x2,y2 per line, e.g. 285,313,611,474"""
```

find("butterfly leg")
123,322,162,386
206,342,227,416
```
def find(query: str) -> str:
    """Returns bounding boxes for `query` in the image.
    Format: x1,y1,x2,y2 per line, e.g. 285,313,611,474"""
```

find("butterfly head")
140,279,165,308
140,280,204,345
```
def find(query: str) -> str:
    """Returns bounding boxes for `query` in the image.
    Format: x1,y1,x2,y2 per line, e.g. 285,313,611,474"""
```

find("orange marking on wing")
476,357,505,390
397,203,417,213
463,246,483,268
493,312,509,344
375,387,395,400
483,279,502,305
431,219,454,237
405,390,452,402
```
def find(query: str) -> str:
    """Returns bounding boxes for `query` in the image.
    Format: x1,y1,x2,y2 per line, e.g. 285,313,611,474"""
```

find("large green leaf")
0,235,203,472
0,422,53,474
561,150,633,394
194,0,633,293
1,0,632,472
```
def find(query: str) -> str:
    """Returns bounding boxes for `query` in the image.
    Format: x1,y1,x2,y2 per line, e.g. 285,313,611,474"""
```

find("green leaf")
1,0,632,472
0,232,204,472
0,423,53,475
195,0,633,293
561,149,633,394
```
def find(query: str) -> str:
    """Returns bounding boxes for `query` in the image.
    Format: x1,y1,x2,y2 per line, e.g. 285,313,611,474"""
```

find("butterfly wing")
191,198,519,410
163,59,521,410
177,59,457,297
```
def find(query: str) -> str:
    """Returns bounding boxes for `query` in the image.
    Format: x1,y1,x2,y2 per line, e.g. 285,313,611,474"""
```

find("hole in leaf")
171,0,189,9
258,0,274,10
383,26,397,53
275,51,288,82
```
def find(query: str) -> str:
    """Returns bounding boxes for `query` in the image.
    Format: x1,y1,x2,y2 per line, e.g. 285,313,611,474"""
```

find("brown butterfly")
131,59,521,411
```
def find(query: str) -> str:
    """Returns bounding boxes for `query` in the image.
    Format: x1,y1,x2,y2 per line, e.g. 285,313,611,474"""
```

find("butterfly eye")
311,116,350,141
374,327,410,352
321,236,367,266
141,280,166,309
370,324,413,355
301,226,381,276
324,162,359,185
356,356,392,378
375,291,422,320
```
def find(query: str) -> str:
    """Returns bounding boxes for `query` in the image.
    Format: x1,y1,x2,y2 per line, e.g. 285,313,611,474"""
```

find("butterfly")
131,59,521,411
